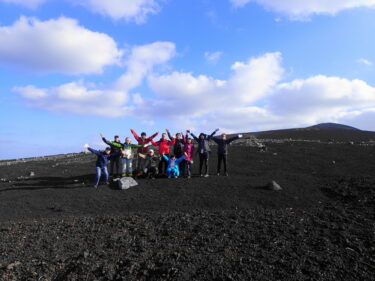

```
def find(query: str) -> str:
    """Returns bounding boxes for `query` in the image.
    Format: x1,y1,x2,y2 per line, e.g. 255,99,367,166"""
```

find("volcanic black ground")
0,129,374,280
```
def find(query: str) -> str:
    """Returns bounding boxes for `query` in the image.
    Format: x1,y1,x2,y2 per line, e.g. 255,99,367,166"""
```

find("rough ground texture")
0,128,374,280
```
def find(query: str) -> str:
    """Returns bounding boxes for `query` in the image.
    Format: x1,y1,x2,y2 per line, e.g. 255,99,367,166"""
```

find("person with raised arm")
150,129,176,175
189,128,219,177
213,133,243,176
100,133,123,178
87,146,121,188
181,130,195,178
130,128,159,176
162,153,187,178
168,131,185,175
120,137,147,177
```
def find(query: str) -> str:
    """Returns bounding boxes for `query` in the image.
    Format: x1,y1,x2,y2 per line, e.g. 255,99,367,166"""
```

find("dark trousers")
146,166,158,178
158,154,169,175
199,152,209,175
110,156,121,176
217,154,227,173
175,152,184,174
181,160,192,177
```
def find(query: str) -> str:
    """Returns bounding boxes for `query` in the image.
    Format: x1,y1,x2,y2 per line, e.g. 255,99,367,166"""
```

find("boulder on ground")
267,180,282,191
115,177,138,190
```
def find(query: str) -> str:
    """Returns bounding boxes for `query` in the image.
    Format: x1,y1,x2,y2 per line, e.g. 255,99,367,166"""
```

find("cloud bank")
0,16,122,74
230,0,375,19
15,47,375,130
14,41,176,117
0,0,46,9
82,0,161,23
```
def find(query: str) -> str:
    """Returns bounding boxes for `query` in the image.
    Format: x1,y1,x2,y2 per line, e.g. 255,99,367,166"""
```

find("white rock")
267,180,282,191
115,177,138,190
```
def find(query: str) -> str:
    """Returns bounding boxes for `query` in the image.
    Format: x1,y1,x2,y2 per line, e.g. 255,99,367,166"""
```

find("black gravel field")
0,128,374,281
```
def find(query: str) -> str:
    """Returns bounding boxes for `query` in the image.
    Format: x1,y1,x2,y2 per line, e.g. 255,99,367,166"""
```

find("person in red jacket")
151,129,176,175
130,128,159,177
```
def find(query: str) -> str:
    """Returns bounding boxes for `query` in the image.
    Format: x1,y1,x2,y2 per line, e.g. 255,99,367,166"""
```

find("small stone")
7,261,21,270
267,180,282,191
332,160,336,164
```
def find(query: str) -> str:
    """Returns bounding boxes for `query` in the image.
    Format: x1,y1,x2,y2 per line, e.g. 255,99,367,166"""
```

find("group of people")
87,128,243,187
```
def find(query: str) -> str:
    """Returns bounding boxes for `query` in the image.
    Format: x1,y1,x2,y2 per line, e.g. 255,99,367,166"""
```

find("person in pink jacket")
181,131,195,178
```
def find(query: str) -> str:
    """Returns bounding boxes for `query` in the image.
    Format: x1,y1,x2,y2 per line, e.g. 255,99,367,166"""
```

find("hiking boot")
105,181,109,185
217,173,220,176
121,173,126,177
225,173,229,177
187,175,191,179
200,174,204,177
204,174,209,178
94,185,98,188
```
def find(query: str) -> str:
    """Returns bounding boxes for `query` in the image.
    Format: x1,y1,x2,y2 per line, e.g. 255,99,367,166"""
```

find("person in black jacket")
100,133,123,178
189,128,219,177
142,149,159,179
213,133,243,176
168,131,185,175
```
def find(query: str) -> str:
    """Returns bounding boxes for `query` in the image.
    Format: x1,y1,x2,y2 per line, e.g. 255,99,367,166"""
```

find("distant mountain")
307,123,360,131
246,123,375,142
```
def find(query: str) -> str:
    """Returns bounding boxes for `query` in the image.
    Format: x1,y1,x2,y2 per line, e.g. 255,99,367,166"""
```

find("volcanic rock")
114,177,138,190
267,180,282,191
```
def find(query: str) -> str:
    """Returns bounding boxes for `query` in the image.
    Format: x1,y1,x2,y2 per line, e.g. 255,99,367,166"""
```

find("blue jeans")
95,166,109,186
166,167,179,177
121,158,133,174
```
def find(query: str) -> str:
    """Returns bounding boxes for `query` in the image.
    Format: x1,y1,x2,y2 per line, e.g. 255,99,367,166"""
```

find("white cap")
149,149,154,153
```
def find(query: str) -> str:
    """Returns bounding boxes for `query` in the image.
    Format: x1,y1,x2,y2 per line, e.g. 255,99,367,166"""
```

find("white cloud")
82,0,160,23
15,41,176,118
115,41,176,91
357,58,373,66
13,42,375,131
230,0,375,19
132,52,284,119
265,75,375,127
0,0,46,9
14,82,128,117
204,51,223,64
130,52,375,132
0,16,122,74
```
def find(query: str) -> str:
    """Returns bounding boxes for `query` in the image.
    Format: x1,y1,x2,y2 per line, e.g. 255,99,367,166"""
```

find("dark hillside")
0,131,374,280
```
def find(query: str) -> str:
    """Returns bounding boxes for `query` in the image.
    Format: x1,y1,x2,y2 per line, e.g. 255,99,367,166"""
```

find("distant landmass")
307,123,360,131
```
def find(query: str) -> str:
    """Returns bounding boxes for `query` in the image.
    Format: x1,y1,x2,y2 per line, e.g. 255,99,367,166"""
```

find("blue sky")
1,0,375,160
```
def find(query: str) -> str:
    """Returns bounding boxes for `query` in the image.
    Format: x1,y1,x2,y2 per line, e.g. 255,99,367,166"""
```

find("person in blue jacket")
163,153,186,178
87,146,121,188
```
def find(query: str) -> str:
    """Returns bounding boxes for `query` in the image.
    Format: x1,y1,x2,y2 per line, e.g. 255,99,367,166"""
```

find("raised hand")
215,128,220,132
100,133,104,138
166,129,170,133
238,134,243,138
